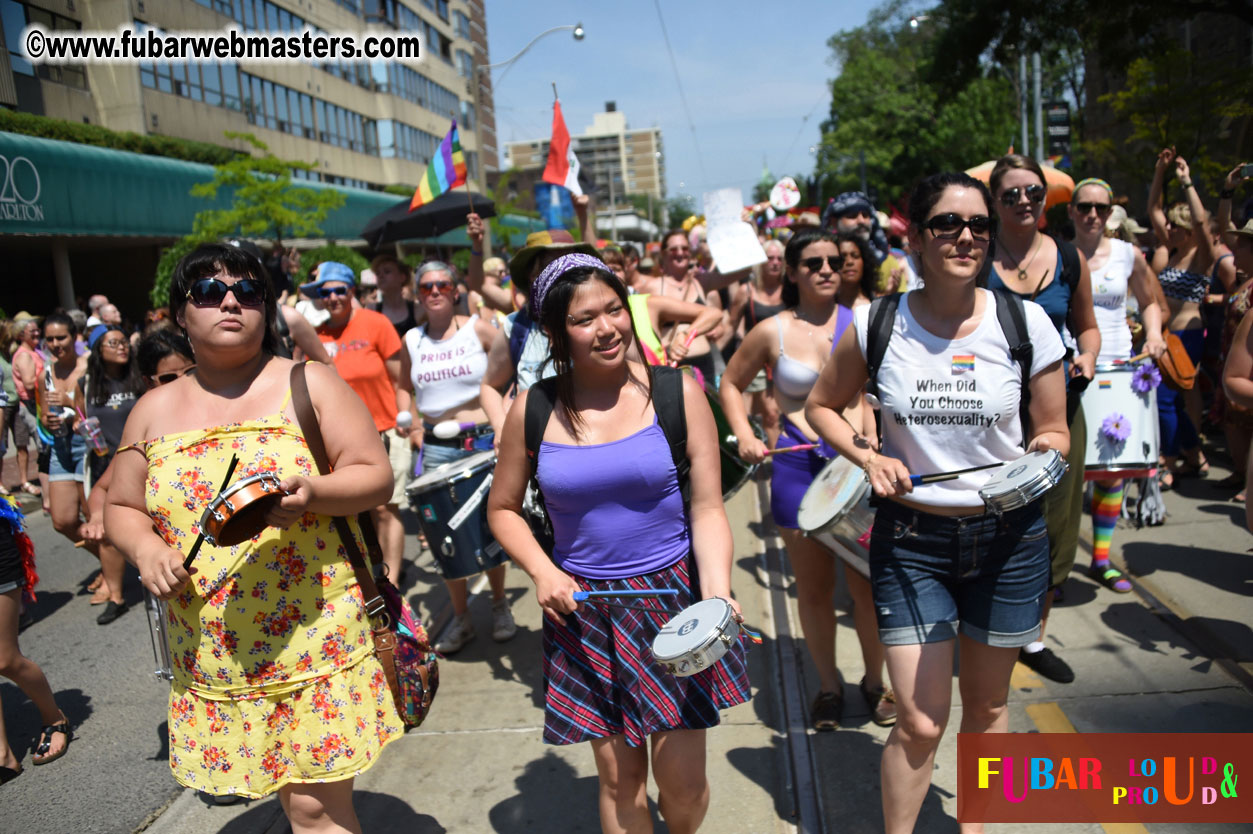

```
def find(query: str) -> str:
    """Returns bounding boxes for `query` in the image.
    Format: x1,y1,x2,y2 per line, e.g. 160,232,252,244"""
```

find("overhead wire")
652,0,708,186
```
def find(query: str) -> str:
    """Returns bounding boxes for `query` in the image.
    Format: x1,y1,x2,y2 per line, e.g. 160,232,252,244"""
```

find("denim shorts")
868,499,1049,648
48,432,85,483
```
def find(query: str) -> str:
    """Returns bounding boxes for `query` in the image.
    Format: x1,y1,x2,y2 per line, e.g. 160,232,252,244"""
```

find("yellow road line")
1024,703,1149,834
1010,661,1043,690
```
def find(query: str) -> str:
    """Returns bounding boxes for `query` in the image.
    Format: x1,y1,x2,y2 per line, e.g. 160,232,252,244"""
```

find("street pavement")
1,450,1251,833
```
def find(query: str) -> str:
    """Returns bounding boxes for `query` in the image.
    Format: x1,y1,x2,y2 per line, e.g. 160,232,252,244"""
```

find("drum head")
215,493,284,546
652,598,731,662
796,456,867,533
979,450,1061,499
406,449,496,494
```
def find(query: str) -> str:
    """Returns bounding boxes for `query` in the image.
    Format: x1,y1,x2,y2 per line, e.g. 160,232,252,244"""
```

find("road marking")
1010,662,1043,691
1025,702,1150,834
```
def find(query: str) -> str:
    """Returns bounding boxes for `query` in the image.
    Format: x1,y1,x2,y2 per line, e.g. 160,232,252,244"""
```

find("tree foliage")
150,133,345,305
815,1,1019,207
666,194,697,228
300,244,370,278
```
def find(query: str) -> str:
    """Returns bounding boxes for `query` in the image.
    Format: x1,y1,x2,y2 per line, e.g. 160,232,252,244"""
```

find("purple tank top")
536,419,689,579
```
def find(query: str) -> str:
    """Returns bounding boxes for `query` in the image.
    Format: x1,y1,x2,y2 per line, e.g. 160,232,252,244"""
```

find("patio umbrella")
361,189,496,249
964,160,1075,211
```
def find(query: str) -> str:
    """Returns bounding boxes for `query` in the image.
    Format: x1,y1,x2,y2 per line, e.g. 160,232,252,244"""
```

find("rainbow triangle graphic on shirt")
952,354,975,374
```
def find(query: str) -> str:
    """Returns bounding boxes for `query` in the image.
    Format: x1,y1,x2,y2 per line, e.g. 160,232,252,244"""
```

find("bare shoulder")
474,315,499,347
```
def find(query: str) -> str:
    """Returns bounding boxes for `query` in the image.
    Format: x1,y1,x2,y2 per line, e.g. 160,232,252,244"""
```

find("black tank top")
372,300,420,337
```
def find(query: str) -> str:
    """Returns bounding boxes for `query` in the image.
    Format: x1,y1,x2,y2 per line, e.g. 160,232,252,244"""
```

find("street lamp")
477,23,585,77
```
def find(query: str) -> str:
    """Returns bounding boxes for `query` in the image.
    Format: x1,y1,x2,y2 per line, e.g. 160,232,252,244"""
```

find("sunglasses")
924,213,996,240
101,340,129,350
999,185,1047,207
186,277,266,308
800,255,846,272
151,365,196,386
418,280,455,297
1074,202,1113,218
317,285,351,298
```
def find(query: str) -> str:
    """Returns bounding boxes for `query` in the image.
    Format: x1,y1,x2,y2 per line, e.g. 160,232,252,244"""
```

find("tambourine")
652,598,745,677
198,472,287,547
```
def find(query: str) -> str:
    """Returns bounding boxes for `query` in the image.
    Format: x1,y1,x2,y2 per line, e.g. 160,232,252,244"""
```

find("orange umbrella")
965,160,1074,210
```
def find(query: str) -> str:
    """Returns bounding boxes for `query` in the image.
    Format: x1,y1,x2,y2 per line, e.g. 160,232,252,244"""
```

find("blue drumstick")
908,461,1005,485
572,589,680,601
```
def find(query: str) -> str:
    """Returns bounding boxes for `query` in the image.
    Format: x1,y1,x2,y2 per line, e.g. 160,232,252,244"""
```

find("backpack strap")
524,375,558,478
1056,236,1081,297
508,308,533,380
649,365,690,506
864,292,903,400
990,288,1034,448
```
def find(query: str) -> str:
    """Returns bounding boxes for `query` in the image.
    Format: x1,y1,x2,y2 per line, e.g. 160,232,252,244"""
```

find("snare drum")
796,456,872,579
978,450,1068,512
1080,362,1160,479
706,392,765,500
143,588,174,683
651,598,742,677
405,450,507,580
198,472,286,547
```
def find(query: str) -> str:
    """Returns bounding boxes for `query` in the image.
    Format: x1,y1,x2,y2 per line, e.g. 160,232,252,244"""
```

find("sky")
484,0,882,208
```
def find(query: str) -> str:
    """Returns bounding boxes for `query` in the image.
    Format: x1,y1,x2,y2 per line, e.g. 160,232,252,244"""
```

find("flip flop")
0,764,22,786
18,481,41,497
1091,565,1132,594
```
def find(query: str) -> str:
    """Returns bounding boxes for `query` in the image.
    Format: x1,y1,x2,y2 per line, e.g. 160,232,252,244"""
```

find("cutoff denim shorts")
48,432,85,483
868,499,1049,648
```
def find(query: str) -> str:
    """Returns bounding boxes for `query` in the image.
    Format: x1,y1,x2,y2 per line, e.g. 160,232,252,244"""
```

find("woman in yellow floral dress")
105,244,401,834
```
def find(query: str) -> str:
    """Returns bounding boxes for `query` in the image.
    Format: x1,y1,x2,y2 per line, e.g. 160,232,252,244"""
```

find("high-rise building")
0,0,497,190
503,101,665,203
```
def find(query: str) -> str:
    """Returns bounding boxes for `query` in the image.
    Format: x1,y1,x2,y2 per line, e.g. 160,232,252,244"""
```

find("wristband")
470,249,483,257
1179,180,1193,189
1220,189,1235,200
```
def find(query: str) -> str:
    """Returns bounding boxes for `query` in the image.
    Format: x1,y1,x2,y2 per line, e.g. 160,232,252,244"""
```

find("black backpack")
523,364,691,538
864,288,1034,448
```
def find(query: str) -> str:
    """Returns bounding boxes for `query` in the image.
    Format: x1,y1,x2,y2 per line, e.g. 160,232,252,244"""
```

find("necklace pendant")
1016,268,1028,282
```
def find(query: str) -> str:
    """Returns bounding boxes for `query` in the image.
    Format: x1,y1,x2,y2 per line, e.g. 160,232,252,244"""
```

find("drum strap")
864,289,1033,448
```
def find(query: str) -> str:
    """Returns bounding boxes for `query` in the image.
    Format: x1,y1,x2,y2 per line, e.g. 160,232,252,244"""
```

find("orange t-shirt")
317,308,403,432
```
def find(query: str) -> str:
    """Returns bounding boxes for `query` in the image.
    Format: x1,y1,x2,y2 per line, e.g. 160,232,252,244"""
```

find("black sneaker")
96,601,128,626
1018,647,1074,683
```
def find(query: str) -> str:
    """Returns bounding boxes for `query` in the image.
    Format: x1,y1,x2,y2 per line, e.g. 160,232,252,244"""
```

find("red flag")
542,100,582,196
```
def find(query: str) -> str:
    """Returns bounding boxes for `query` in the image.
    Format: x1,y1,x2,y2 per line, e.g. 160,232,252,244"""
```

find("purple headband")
529,253,608,318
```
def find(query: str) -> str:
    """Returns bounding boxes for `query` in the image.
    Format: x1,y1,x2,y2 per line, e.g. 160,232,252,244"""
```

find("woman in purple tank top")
488,255,750,834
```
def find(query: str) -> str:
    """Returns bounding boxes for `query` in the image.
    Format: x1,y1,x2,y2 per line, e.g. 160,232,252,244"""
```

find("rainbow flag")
952,354,975,374
409,120,467,211
1099,379,1112,389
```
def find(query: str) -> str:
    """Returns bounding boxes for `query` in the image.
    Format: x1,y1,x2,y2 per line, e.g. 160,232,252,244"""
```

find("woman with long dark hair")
71,327,144,623
487,254,750,834
807,172,1068,834
720,228,890,729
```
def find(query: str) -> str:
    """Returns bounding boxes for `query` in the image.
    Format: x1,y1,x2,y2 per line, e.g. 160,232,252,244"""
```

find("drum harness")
863,287,1034,518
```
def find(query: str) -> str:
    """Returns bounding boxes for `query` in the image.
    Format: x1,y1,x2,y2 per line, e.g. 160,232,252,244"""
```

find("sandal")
18,481,41,498
810,690,843,731
1091,564,1132,594
859,677,897,727
1216,473,1245,490
31,720,70,766
0,764,22,786
1157,469,1174,492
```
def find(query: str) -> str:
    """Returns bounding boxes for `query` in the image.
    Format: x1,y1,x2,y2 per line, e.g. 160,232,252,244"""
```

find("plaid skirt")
543,557,752,748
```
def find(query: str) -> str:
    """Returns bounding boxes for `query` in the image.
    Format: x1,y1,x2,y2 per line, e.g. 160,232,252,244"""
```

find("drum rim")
652,598,734,661
797,456,866,532
405,449,496,492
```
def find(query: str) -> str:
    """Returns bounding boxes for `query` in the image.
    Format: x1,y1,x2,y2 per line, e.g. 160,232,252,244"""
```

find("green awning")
0,131,401,241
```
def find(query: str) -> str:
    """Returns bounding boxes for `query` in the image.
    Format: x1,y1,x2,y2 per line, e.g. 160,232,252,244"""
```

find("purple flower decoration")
1131,363,1161,394
1100,413,1131,444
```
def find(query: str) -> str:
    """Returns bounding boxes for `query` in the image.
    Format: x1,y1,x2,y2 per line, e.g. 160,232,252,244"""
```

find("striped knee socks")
1091,480,1125,565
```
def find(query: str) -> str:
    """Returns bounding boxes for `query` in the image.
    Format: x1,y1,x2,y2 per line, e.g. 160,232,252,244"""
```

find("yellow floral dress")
132,408,403,798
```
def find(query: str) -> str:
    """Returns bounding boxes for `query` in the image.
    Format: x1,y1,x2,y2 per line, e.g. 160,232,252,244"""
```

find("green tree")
151,133,346,305
666,194,696,228
301,244,370,278
627,193,666,227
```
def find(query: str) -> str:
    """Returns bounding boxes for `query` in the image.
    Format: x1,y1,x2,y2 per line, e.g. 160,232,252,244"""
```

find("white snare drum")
1080,362,1160,478
199,472,286,547
143,588,174,683
978,450,1067,512
796,456,873,579
652,598,740,677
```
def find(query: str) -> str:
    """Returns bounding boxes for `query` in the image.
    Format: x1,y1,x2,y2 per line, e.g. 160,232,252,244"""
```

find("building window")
3,1,87,88
454,10,471,38
456,49,473,79
459,99,475,129
378,119,440,164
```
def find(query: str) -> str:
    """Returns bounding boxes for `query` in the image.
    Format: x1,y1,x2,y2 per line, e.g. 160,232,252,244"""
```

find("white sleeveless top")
404,315,488,420
1089,239,1136,363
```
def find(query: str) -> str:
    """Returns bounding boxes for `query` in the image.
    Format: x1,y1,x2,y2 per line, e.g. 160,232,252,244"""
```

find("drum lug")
441,536,455,558
222,499,235,513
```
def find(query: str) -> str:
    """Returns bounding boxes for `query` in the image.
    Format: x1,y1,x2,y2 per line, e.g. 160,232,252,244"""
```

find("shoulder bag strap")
864,293,901,400
289,363,386,619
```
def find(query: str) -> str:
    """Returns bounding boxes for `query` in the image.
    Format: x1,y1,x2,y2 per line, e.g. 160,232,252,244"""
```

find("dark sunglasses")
418,280,455,297
317,285,351,298
186,277,266,307
151,365,196,386
1074,202,1113,218
999,185,1047,207
924,213,996,241
800,255,846,272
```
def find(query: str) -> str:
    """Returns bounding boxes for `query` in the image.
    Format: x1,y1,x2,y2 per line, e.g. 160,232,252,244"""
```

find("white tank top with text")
404,316,488,420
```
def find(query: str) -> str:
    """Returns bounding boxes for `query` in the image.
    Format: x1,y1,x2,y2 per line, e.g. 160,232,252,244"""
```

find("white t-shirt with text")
855,289,1065,508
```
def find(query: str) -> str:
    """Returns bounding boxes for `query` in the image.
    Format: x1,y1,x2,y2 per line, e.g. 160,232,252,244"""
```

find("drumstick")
909,461,1005,485
432,420,477,439
1112,351,1150,365
183,454,240,570
764,444,818,456
667,330,701,367
572,589,680,601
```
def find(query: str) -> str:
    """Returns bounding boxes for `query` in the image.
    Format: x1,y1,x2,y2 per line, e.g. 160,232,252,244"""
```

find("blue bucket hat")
299,261,357,297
